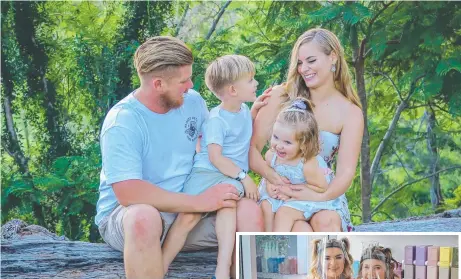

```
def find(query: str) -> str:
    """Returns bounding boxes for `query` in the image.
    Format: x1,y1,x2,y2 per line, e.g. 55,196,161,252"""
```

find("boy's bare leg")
261,200,275,232
162,212,202,274
273,206,305,232
123,204,164,279
215,201,237,279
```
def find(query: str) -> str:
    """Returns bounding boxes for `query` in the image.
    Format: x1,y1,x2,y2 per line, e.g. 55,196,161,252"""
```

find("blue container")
352,261,360,278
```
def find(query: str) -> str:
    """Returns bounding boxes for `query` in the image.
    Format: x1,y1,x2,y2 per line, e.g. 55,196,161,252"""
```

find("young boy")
162,55,259,279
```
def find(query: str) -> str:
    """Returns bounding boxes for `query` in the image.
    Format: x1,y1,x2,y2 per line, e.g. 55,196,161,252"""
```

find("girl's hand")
275,184,301,200
276,192,291,201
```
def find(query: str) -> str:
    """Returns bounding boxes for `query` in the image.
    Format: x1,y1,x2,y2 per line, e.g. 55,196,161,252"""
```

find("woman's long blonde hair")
309,238,354,279
282,28,362,109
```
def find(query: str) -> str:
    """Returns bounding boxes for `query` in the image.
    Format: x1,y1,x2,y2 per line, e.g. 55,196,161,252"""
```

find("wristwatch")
235,170,247,181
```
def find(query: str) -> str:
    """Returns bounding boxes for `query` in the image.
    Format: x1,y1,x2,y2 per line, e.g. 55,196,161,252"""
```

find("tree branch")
370,74,426,185
391,144,413,180
3,94,31,176
432,103,460,117
371,210,395,220
372,71,403,101
205,0,231,40
245,7,274,44
371,166,461,214
366,2,393,38
174,2,189,37
1,142,16,158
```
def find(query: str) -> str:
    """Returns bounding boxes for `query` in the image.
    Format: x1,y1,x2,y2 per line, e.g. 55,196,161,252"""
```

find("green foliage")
2,1,461,240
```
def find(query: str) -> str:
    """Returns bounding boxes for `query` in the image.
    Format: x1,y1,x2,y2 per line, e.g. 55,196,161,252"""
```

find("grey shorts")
183,167,245,197
98,204,218,252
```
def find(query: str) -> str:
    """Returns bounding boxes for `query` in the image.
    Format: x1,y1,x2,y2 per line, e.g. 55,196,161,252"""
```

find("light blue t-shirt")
95,89,208,226
193,103,252,173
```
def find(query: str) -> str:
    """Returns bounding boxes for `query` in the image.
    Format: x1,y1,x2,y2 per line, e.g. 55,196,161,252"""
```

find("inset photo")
238,234,459,279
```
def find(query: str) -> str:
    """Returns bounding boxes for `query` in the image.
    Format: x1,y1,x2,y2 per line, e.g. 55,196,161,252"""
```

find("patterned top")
319,131,340,169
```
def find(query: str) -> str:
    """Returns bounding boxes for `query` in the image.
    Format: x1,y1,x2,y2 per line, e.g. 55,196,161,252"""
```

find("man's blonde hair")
133,36,193,77
205,55,255,95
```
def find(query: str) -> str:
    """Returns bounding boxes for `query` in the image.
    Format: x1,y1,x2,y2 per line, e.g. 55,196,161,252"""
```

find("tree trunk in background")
174,2,190,37
1,17,46,226
114,2,146,102
351,25,372,223
205,0,232,40
114,2,173,103
426,108,443,210
13,2,71,162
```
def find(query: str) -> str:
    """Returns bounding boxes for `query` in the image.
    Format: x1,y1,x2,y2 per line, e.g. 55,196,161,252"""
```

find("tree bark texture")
425,108,443,209
351,24,372,223
1,220,217,279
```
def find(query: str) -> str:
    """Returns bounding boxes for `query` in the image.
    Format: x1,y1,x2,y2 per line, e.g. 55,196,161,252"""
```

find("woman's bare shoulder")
341,99,364,134
268,84,287,100
334,95,362,118
261,84,286,110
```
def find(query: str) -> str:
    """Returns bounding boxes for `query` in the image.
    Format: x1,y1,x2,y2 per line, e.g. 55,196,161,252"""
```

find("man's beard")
159,90,184,110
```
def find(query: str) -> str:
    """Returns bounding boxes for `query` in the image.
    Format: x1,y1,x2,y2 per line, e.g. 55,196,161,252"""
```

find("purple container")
406,246,416,265
416,246,431,266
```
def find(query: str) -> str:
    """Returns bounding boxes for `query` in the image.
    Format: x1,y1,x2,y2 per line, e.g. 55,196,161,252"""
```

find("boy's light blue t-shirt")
95,89,208,226
193,103,252,173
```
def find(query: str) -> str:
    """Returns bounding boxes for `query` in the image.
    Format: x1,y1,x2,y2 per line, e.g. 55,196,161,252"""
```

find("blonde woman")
358,246,400,279
309,238,354,279
250,28,364,232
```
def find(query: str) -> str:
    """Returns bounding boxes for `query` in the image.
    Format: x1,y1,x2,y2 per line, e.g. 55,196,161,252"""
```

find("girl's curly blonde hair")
276,97,320,161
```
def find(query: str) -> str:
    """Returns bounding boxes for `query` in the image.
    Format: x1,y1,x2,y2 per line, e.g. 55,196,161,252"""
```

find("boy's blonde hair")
205,55,255,95
276,97,319,161
133,36,193,78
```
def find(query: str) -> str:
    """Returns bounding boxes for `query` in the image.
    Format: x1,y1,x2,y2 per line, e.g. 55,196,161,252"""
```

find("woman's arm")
249,85,287,184
277,104,364,201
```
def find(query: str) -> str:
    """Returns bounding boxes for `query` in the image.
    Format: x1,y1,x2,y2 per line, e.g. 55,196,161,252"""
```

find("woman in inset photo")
358,245,400,279
309,238,354,279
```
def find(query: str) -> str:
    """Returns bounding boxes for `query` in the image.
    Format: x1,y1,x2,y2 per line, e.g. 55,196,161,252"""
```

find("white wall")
339,235,459,263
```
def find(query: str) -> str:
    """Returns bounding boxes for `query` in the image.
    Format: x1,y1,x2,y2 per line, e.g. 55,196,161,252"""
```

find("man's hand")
199,183,240,212
242,176,259,202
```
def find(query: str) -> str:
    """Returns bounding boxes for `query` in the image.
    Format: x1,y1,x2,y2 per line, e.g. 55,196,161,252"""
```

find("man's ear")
152,77,164,91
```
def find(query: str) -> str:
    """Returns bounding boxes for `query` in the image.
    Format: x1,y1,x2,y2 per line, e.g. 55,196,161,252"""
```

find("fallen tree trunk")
1,219,217,279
